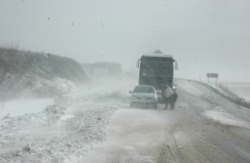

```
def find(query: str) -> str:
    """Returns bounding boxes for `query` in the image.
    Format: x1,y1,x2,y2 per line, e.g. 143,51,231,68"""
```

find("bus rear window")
140,59,173,77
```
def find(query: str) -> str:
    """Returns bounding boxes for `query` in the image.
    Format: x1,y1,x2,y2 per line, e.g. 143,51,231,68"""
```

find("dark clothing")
162,87,178,109
165,94,175,109
170,92,178,109
164,96,169,109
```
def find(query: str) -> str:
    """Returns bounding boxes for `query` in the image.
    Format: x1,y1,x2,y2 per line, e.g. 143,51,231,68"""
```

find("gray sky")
0,0,250,82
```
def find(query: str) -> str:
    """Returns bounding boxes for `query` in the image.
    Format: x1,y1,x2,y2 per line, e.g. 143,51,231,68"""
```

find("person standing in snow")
162,85,177,109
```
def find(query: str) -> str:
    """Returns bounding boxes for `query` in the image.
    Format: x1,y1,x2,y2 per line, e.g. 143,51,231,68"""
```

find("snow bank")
222,83,250,102
0,74,78,100
208,83,227,95
0,92,118,163
176,80,205,97
204,108,250,129
0,98,54,119
176,79,250,123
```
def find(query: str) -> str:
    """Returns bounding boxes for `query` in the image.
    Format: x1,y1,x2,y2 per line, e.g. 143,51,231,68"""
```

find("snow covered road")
82,79,250,163
1,79,250,163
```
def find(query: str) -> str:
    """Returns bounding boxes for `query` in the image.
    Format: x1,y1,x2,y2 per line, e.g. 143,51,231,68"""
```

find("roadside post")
206,73,218,85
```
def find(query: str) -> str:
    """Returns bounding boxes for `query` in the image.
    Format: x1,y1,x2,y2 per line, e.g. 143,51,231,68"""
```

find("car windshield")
133,86,155,93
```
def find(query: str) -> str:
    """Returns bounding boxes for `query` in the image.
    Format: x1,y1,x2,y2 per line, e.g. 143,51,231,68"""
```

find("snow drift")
0,91,118,163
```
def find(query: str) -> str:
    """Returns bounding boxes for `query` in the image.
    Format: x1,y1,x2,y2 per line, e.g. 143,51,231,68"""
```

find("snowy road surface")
83,79,250,163
1,79,250,162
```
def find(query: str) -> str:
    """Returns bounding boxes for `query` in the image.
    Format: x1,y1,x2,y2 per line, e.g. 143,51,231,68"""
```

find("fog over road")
83,79,250,163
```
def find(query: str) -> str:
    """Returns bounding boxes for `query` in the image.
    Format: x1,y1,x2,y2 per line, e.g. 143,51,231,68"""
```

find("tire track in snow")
157,122,184,163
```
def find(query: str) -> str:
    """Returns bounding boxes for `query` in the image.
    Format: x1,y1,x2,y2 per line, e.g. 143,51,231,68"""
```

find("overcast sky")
0,0,250,82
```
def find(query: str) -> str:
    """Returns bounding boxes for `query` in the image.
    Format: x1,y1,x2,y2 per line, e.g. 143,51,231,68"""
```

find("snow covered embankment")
0,93,118,163
0,47,88,100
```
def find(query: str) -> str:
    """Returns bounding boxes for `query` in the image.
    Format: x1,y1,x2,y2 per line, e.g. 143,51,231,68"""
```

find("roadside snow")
0,73,79,99
60,114,75,120
0,98,54,119
204,108,250,129
0,91,119,163
176,80,204,97
0,78,136,163
222,83,250,102
208,83,227,94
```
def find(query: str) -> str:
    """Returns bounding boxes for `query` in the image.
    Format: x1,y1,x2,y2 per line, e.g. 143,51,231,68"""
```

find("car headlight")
151,96,157,100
